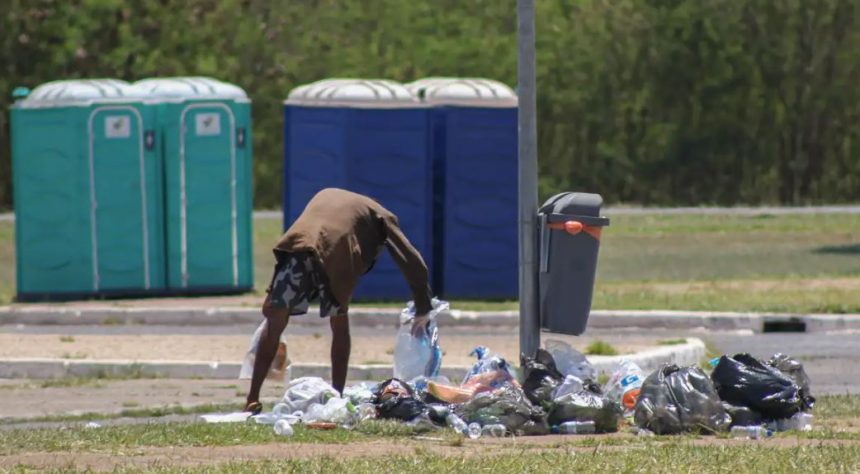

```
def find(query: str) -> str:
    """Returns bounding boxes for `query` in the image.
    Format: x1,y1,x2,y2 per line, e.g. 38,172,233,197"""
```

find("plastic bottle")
606,360,645,411
730,425,772,439
446,414,469,435
481,424,507,437
770,412,813,432
357,403,377,422
554,421,596,435
274,419,294,436
467,422,482,439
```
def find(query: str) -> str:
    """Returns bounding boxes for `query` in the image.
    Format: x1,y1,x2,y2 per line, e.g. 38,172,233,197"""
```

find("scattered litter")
549,389,622,433
711,354,811,420
455,386,547,435
634,364,731,435
544,339,596,382
722,401,763,427
343,382,377,405
373,378,427,421
84,421,101,429
521,348,565,405
239,320,290,383
393,299,447,381
604,359,645,412
200,412,252,424
236,301,820,440
730,425,772,439
281,377,339,414
274,419,294,436
553,420,596,435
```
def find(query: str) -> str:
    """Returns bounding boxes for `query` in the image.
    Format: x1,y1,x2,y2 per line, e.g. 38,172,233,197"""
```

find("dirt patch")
2,435,858,471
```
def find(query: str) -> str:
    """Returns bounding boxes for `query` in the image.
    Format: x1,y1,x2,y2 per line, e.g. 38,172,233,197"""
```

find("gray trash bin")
538,192,610,335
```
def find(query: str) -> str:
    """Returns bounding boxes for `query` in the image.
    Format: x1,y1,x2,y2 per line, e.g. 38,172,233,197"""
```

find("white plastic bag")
239,320,290,383
393,299,448,381
281,376,339,413
545,339,596,381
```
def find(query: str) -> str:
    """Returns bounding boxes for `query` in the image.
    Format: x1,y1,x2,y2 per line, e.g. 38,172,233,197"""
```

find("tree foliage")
2,0,859,209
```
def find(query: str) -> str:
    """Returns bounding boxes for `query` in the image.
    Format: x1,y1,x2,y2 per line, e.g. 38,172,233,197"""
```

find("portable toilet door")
284,79,433,301
407,78,519,299
11,79,164,300
134,77,253,293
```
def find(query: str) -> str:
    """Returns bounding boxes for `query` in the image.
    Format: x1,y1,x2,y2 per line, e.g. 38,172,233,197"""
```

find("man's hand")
411,315,430,337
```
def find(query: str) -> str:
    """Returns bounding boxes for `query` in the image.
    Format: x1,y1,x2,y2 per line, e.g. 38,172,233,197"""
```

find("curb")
2,305,860,333
0,339,705,380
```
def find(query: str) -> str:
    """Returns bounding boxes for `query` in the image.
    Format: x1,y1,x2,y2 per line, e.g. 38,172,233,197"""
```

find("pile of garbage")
229,301,816,439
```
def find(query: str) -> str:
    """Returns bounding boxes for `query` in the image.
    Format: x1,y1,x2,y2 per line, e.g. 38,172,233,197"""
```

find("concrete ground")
0,322,857,423
0,324,656,366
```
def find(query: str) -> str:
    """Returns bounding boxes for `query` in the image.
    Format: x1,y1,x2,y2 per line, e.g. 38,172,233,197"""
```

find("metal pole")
517,0,540,360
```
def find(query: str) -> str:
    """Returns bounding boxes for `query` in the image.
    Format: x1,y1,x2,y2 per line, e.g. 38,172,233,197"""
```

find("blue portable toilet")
283,79,433,301
407,78,519,299
10,79,165,300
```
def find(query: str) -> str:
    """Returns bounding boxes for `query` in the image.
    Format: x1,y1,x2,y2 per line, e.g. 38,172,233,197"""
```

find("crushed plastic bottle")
357,403,377,422
481,424,507,437
730,425,772,439
274,419,294,436
467,422,482,439
553,420,596,435
446,413,468,435
769,412,813,432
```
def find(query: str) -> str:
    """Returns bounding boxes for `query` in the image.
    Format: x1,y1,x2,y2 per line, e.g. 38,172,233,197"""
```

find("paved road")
4,324,858,394
3,205,860,223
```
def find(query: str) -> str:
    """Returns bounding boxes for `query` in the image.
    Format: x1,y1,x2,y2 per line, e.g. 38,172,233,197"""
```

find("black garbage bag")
521,349,564,405
454,386,548,434
722,401,763,427
711,353,807,419
548,390,623,433
372,378,427,421
767,353,815,410
634,364,731,435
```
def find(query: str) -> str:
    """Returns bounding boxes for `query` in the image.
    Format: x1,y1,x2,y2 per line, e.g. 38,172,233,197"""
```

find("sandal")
243,401,263,415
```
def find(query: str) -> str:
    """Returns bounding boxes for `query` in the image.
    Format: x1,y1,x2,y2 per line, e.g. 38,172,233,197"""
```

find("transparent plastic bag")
634,364,731,435
549,390,623,433
281,376,339,413
343,382,378,405
302,397,355,425
393,299,447,381
239,320,290,383
552,375,585,400
454,386,547,434
544,339,596,382
462,346,518,389
604,359,645,412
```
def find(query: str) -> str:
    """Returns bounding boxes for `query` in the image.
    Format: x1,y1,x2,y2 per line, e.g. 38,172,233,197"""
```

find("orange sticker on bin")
547,220,602,240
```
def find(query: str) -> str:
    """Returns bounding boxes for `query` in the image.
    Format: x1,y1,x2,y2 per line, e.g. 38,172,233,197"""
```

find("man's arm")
383,215,433,316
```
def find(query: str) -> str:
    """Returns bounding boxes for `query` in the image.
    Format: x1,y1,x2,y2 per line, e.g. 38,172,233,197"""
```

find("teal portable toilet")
11,79,165,300
134,77,253,293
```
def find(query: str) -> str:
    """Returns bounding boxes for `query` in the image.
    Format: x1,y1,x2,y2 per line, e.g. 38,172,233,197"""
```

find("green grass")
584,340,619,356
3,402,242,425
3,212,860,312
116,446,860,473
1,396,857,472
0,419,420,455
657,338,687,346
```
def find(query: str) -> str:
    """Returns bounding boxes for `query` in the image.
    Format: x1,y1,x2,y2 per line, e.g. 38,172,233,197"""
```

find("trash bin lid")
133,77,248,101
406,77,517,107
284,79,419,108
15,79,147,108
540,192,609,226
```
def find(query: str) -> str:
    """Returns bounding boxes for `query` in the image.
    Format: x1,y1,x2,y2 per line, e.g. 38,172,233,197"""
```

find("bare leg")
330,313,351,394
246,294,290,406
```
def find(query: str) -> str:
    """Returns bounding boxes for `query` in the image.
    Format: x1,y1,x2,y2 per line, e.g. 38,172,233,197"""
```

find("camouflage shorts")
267,252,342,318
